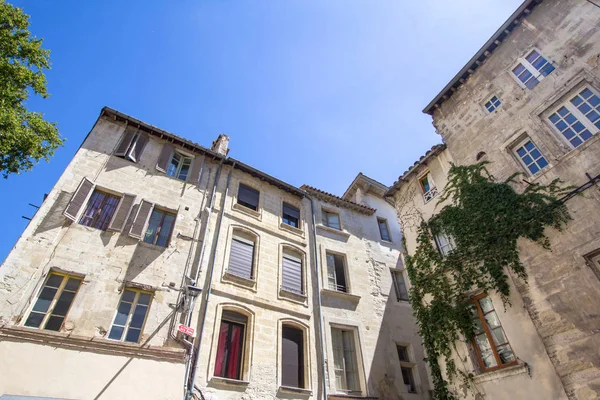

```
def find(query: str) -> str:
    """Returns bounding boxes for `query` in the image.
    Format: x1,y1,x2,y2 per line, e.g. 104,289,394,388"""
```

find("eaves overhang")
423,0,542,115
385,144,446,197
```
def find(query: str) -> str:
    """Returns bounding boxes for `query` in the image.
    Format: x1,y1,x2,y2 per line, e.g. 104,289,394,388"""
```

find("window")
166,152,193,181
214,311,247,380
237,184,260,211
377,218,391,241
470,295,516,372
24,272,82,331
331,327,360,394
391,270,409,301
419,173,438,203
143,208,176,247
434,232,456,257
282,203,300,228
281,325,305,389
114,128,149,163
78,190,121,231
548,87,600,148
282,250,303,295
326,253,348,293
322,209,341,230
396,345,417,393
484,95,501,113
227,232,256,281
585,251,600,280
108,289,152,343
512,49,555,90
512,138,548,175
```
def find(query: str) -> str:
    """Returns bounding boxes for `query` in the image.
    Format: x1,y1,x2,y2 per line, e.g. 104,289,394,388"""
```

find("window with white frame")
331,327,361,394
322,209,342,230
548,86,600,148
511,138,549,175
418,172,438,204
377,217,391,242
511,49,555,90
396,345,417,393
484,95,501,113
108,288,152,343
434,232,456,257
391,270,409,301
326,252,348,293
166,151,193,181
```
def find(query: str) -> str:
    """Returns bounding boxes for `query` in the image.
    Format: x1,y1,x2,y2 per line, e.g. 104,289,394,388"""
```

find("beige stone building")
386,0,600,399
0,107,430,400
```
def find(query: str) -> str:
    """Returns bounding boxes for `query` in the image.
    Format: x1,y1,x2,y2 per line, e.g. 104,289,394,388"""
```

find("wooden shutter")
129,199,154,239
228,238,254,280
108,193,136,232
128,133,149,163
114,128,136,157
282,326,304,388
63,177,95,221
188,155,204,185
282,254,303,294
155,143,174,173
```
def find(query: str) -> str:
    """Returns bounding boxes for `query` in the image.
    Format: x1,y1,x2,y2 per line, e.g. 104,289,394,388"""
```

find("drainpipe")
182,158,223,398
185,161,235,400
307,194,329,400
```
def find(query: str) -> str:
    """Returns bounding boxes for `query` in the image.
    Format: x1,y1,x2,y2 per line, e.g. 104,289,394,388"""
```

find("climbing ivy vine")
403,162,571,399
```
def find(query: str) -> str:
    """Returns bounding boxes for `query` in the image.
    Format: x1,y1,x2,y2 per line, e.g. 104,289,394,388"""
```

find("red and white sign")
177,324,195,337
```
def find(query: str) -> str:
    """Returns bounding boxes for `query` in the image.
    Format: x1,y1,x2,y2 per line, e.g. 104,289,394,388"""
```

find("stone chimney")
211,134,230,156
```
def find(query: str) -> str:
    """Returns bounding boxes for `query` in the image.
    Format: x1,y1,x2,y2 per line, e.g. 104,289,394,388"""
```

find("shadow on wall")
33,191,72,236
366,261,426,400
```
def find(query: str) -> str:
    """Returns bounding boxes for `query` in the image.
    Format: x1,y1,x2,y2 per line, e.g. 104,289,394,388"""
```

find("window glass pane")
479,297,494,313
420,176,430,192
490,327,508,346
129,304,149,329
156,213,175,247
32,287,58,313
177,157,192,180
122,289,136,303
475,333,497,368
51,290,76,316
44,315,64,331
108,325,125,340
138,292,152,305
167,152,181,177
125,328,141,343
549,105,593,148
114,301,132,326
144,209,164,244
64,278,82,291
24,312,45,328
497,344,516,364
46,274,64,288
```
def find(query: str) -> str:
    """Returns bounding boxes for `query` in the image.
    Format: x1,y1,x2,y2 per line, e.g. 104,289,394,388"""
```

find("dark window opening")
282,203,300,228
282,325,305,388
238,184,260,211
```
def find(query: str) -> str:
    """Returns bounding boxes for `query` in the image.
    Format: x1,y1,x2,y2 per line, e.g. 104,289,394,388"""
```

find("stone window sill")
321,288,361,302
210,376,250,386
279,288,308,305
316,224,351,238
472,363,529,384
232,202,262,221
279,221,305,238
278,386,312,396
223,271,257,291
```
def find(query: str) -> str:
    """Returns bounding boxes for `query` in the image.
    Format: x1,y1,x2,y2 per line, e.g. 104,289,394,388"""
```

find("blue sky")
1,0,523,262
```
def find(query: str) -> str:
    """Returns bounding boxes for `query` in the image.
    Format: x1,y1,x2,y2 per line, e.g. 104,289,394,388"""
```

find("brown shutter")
129,199,154,239
114,127,136,157
128,133,149,163
188,154,204,185
108,193,136,232
63,177,95,221
155,143,174,173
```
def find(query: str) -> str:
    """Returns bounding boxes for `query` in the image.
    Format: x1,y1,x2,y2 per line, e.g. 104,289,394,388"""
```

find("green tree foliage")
405,163,571,399
0,0,62,178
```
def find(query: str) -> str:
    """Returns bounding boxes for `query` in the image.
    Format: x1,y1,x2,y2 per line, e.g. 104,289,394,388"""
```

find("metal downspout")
183,158,224,398
185,161,235,400
308,195,328,400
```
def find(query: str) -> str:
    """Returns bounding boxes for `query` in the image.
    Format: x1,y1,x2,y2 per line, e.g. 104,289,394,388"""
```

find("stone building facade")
0,107,430,400
387,0,600,399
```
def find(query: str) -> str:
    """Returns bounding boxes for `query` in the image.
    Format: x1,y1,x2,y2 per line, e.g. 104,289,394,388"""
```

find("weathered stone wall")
0,116,218,398
313,188,432,399
391,148,568,400
430,1,600,398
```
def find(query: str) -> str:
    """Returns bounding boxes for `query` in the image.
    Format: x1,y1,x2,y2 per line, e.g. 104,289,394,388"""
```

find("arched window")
214,310,248,380
281,322,308,389
281,247,304,295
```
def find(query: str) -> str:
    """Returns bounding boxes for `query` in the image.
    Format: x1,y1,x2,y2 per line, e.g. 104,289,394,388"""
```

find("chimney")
211,134,230,156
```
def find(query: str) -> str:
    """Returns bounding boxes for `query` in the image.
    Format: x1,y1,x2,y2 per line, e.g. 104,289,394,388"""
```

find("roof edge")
385,144,446,197
423,0,540,115
301,185,376,215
